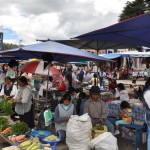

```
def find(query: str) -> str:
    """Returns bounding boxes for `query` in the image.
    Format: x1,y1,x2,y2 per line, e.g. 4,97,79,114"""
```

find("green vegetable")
0,123,9,132
0,98,14,116
12,122,29,135
0,116,8,124
93,124,104,130
3,131,13,137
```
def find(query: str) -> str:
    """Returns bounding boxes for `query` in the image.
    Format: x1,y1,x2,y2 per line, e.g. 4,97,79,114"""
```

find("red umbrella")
19,60,45,74
19,60,61,76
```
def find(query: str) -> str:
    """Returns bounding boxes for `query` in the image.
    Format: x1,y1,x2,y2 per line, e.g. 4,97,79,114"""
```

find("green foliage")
0,98,14,116
12,122,29,135
3,43,19,50
0,116,8,124
119,0,150,22
0,123,9,132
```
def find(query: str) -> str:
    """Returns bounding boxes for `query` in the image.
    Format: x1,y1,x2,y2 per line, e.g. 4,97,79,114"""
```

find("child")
115,101,133,135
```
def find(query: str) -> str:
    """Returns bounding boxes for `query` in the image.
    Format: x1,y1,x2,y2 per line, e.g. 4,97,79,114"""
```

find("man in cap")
84,86,115,135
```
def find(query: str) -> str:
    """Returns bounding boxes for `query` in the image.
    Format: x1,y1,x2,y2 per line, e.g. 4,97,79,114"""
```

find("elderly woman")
13,76,34,128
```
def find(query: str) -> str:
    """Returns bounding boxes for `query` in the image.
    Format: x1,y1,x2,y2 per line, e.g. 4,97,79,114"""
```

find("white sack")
66,113,92,150
89,132,118,150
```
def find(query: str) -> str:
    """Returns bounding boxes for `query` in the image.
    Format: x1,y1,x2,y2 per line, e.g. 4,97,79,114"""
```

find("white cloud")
3,39,18,45
0,0,134,45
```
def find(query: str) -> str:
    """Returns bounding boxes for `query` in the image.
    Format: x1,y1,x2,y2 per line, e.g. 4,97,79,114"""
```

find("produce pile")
92,124,107,138
0,116,29,142
18,139,52,150
44,135,59,142
0,98,14,116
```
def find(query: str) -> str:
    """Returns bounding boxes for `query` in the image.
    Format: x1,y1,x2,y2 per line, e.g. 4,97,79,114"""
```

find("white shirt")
39,81,52,97
116,90,129,101
0,84,18,97
144,90,150,108
92,66,97,72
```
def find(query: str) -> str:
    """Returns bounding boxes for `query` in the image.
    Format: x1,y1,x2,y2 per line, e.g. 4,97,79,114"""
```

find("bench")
107,118,147,150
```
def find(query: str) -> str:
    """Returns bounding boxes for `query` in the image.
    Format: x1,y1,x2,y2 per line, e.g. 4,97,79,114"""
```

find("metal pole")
46,63,51,100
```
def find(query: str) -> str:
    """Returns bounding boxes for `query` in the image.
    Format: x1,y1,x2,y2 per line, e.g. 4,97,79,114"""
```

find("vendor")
0,76,17,99
84,86,115,135
13,76,34,128
116,83,129,101
54,92,76,143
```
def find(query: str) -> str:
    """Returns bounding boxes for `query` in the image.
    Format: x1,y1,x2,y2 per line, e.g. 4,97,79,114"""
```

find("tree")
3,43,19,50
119,0,150,22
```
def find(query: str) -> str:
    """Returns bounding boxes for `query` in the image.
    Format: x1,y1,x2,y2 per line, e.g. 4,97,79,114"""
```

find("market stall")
0,116,60,150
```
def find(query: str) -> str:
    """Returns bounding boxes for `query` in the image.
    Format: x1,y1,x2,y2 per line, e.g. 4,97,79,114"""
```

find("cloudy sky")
0,0,134,45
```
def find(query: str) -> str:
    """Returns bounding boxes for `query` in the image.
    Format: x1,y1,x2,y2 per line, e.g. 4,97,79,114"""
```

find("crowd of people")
0,62,150,148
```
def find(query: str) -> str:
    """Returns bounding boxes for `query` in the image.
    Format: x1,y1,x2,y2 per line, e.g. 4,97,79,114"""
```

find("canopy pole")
46,63,52,101
96,40,100,86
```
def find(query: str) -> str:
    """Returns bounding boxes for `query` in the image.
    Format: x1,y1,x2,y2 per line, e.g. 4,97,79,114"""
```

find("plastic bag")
89,132,118,150
66,113,92,150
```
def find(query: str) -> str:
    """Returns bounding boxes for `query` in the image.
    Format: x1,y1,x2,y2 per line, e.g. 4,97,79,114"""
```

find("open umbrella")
0,41,111,62
55,39,134,53
0,41,111,98
75,13,150,48
19,60,45,74
19,60,61,76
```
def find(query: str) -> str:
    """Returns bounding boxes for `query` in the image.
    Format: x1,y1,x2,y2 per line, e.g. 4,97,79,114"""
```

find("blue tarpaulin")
100,54,121,59
0,41,111,62
76,13,150,47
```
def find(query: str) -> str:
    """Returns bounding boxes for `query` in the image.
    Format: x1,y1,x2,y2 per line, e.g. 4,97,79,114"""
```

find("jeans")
92,118,115,135
148,127,150,150
104,120,115,135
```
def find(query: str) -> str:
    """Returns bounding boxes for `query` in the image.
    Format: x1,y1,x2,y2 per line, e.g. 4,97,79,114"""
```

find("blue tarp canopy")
56,39,134,50
100,54,121,59
0,41,111,63
75,13,150,47
100,51,150,59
